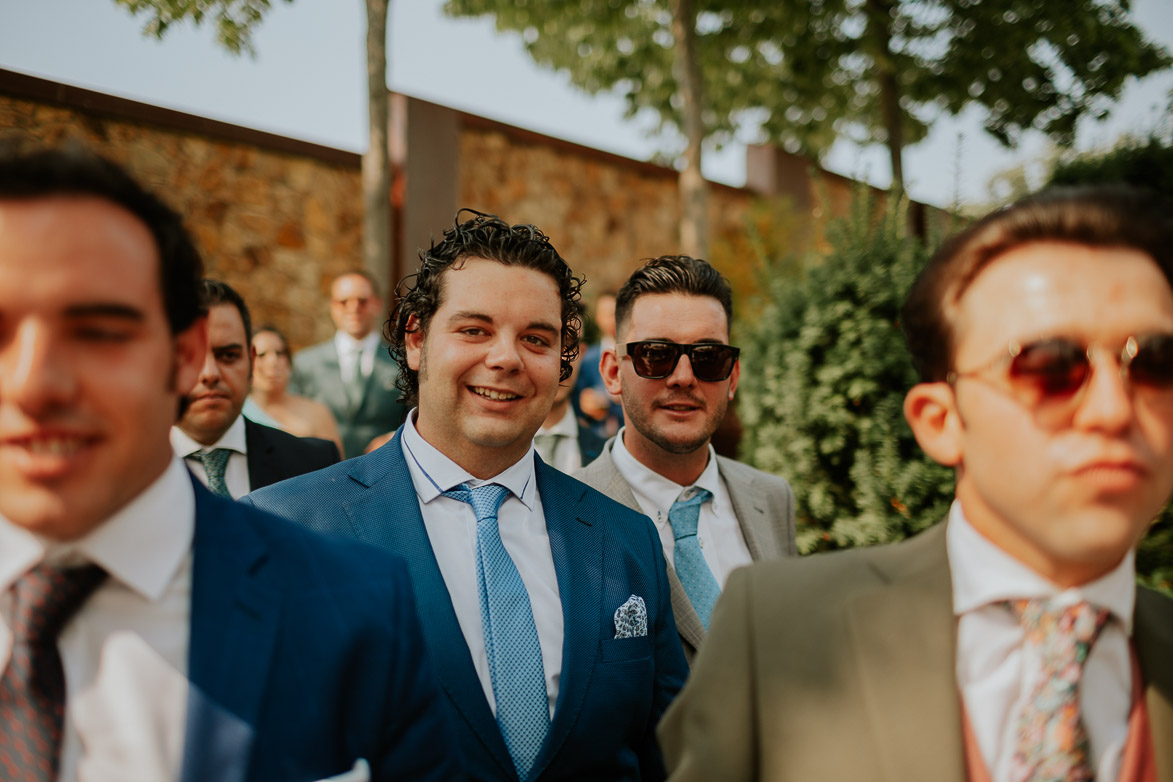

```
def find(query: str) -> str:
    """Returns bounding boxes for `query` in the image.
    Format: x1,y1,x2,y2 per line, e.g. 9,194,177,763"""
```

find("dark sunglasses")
618,341,740,382
947,334,1173,425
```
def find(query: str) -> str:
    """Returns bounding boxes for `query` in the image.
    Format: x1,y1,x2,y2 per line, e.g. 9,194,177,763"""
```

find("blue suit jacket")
182,480,457,782
244,430,689,782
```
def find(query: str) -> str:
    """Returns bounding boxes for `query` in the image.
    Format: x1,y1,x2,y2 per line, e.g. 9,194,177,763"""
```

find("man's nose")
1,321,75,415
197,352,222,386
1072,352,1134,433
485,335,524,372
665,352,697,388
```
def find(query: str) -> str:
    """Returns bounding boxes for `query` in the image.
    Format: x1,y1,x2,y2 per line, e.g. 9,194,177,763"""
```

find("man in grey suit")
576,255,796,661
291,270,407,458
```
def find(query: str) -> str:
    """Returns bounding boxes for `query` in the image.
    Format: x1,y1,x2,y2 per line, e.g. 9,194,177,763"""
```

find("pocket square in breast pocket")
313,758,370,782
613,594,648,639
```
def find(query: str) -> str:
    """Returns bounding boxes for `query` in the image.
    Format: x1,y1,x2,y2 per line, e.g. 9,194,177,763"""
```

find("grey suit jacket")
290,338,407,459
658,522,1173,782
575,436,797,661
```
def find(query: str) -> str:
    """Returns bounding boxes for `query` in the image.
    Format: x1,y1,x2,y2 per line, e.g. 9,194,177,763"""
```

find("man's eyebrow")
63,303,145,321
213,343,246,353
448,311,560,335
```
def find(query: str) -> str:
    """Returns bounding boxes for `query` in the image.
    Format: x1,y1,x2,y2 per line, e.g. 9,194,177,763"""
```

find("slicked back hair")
388,210,584,406
200,278,253,346
614,255,734,338
0,137,203,335
902,185,1173,383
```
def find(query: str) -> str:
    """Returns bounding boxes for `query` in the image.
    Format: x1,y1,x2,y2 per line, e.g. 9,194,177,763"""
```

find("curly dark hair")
387,210,584,405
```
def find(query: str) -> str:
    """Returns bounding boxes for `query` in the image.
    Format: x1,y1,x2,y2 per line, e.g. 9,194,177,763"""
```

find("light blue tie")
442,483,549,780
668,487,721,630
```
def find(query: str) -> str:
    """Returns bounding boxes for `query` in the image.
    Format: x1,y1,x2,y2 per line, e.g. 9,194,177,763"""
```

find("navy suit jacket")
182,480,457,782
244,430,689,782
244,417,340,490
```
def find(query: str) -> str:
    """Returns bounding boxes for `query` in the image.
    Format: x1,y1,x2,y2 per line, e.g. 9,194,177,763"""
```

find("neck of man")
623,430,710,487
181,422,231,448
542,398,571,430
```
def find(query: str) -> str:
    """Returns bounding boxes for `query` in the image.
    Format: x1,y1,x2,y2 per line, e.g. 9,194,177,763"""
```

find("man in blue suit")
0,141,455,782
247,211,689,782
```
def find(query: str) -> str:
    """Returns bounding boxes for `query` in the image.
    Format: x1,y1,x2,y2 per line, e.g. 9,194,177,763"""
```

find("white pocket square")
613,594,648,639
313,758,370,782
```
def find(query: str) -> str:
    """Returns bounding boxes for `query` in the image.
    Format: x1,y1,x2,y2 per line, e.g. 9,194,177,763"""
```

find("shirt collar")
334,330,380,356
539,406,579,439
170,413,248,457
400,410,536,510
946,500,1135,633
611,426,721,512
0,457,195,602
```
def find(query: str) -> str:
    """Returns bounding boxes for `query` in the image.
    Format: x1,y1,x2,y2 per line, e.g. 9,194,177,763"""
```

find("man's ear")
404,314,424,371
904,382,963,467
600,347,622,396
172,315,207,398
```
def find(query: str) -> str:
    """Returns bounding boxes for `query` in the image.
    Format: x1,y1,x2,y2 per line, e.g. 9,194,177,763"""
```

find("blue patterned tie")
442,483,549,780
668,487,721,630
191,448,233,498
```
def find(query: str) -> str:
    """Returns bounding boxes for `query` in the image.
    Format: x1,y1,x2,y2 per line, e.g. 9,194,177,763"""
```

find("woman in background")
246,325,346,457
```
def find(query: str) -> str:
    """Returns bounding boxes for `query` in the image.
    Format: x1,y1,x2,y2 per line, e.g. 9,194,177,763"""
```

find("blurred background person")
245,325,344,457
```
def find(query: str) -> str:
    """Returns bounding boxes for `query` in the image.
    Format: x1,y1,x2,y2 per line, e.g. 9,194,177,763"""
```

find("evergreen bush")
738,195,954,554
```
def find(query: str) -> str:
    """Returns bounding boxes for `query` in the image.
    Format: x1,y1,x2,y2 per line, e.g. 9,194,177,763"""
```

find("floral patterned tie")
1008,599,1110,782
191,448,233,498
0,563,107,781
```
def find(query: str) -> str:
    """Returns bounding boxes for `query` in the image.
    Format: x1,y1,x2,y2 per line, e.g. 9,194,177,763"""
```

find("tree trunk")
669,0,709,258
363,0,392,297
867,0,904,193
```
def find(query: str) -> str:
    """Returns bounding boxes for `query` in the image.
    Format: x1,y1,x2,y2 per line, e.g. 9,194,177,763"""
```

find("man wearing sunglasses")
659,186,1173,781
577,255,797,663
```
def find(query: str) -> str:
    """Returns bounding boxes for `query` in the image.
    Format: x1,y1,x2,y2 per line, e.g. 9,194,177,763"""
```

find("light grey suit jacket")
575,436,797,662
290,338,407,459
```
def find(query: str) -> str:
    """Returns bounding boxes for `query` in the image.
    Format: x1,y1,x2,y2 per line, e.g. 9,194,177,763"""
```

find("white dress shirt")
947,501,1133,781
610,428,752,585
171,414,251,499
535,406,582,473
0,457,195,781
401,412,564,718
334,331,380,382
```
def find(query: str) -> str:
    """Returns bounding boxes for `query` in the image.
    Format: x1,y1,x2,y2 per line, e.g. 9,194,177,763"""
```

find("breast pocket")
599,635,653,663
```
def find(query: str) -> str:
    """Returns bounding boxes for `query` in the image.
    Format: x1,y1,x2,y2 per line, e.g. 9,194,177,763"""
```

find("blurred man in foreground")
660,187,1173,781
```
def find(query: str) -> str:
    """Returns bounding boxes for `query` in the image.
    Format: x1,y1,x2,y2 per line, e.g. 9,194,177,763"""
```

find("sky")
1,0,1171,208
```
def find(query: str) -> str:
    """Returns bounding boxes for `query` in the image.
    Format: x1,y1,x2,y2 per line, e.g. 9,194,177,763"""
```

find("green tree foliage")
116,0,396,297
444,0,1170,191
737,194,954,553
115,0,292,55
1049,131,1173,198
1046,131,1173,594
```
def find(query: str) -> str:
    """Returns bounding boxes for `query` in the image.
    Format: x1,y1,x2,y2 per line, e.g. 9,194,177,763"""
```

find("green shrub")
738,195,954,554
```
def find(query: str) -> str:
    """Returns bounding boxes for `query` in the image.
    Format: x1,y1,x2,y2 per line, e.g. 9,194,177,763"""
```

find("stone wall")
0,71,362,351
457,120,754,295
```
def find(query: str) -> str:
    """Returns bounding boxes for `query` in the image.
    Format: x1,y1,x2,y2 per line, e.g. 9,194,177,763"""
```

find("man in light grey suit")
576,255,796,662
291,270,407,458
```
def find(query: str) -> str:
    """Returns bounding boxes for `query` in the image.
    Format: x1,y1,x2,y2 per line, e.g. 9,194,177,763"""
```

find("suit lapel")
844,523,966,782
530,460,602,779
1134,587,1173,781
342,434,516,778
319,347,357,421
243,419,278,491
181,482,282,782
718,458,781,561
595,443,707,656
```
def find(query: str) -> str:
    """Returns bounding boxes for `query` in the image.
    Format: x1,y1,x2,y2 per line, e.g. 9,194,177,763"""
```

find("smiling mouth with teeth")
471,386,522,401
